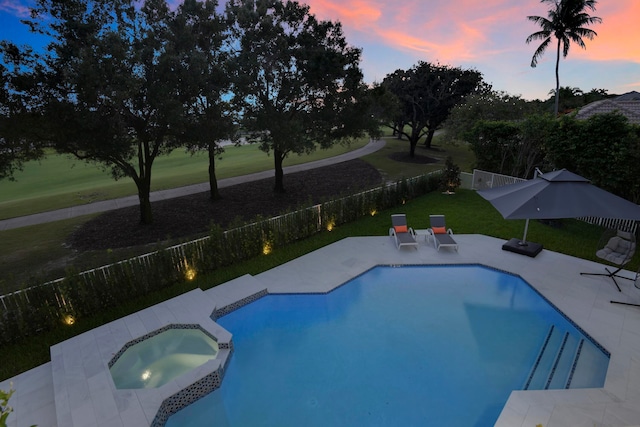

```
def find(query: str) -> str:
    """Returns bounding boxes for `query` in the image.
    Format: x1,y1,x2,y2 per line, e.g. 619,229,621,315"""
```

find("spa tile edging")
150,345,234,427
108,323,219,369
212,288,268,319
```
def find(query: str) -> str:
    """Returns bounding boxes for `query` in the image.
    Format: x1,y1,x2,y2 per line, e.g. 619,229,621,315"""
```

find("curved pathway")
0,139,386,231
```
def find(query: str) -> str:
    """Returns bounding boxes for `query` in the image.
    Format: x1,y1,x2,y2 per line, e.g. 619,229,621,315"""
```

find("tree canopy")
4,0,232,224
225,0,375,193
0,43,44,181
443,89,543,144
380,61,483,157
169,0,237,200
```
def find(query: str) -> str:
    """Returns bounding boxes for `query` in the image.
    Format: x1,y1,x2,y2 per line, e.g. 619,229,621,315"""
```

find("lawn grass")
0,138,369,219
0,189,611,381
0,133,622,381
0,214,161,294
361,135,475,181
0,133,466,289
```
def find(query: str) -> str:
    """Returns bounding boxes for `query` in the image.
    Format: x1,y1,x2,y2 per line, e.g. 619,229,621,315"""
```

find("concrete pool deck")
3,234,640,426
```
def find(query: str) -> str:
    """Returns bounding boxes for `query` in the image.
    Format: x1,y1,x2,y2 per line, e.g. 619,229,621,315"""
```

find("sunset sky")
1,0,638,100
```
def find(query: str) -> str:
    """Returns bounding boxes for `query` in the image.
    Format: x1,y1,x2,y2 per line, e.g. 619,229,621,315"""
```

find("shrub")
0,172,441,345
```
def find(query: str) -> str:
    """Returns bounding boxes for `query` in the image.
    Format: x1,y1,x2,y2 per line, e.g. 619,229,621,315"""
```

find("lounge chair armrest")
426,228,435,237
409,227,417,237
447,228,454,235
389,227,396,237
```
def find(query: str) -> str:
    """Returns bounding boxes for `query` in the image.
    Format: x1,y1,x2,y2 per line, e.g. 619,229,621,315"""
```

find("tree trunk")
208,143,221,200
423,128,436,149
137,142,153,224
554,39,561,117
408,128,420,157
138,189,153,224
273,150,285,193
409,139,417,157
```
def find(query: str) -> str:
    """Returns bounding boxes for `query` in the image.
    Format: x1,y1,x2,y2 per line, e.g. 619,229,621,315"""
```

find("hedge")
0,172,441,344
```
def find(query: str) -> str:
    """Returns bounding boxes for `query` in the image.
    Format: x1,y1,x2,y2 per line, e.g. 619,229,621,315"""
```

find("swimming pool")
166,264,609,426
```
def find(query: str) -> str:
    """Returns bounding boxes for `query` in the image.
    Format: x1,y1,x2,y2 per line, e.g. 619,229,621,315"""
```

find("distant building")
575,91,640,125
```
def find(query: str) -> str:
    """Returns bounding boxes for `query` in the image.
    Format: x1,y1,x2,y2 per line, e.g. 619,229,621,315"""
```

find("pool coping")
3,234,640,426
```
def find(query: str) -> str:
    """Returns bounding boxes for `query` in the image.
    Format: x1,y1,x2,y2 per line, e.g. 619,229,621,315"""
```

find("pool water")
166,265,609,426
110,328,219,389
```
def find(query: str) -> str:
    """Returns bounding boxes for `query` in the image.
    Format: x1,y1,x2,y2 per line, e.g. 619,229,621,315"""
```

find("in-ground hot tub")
109,325,220,389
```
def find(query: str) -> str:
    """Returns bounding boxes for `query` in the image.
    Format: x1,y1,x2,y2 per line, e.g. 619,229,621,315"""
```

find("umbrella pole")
520,219,530,245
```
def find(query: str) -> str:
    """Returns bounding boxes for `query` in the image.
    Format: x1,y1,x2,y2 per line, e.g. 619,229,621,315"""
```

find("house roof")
615,91,640,101
576,92,640,124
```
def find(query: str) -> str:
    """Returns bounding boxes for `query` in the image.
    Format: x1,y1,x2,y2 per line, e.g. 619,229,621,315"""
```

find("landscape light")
262,242,273,255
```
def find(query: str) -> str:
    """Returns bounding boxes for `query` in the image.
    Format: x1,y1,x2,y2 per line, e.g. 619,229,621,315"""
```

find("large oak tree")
381,62,482,157
11,0,231,223
225,0,374,193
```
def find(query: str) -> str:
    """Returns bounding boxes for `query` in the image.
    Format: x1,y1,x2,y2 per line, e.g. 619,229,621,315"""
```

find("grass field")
0,132,623,381
0,189,610,381
0,138,370,219
0,134,476,291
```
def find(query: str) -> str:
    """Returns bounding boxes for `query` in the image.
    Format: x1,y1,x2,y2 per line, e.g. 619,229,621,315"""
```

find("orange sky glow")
304,0,640,99
1,0,638,99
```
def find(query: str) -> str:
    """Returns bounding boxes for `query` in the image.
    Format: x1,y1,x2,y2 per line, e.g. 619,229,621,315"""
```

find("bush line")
0,172,441,345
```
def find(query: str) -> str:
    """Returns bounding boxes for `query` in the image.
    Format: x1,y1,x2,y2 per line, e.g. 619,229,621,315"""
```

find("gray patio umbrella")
477,169,640,256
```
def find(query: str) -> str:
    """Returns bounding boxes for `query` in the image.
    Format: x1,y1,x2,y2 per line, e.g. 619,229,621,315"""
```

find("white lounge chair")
426,214,458,251
389,214,418,250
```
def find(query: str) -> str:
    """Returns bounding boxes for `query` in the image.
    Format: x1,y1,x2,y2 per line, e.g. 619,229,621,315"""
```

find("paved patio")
3,234,640,426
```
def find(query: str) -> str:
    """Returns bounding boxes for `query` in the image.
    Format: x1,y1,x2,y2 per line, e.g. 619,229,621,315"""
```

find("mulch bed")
387,151,439,165
67,159,383,250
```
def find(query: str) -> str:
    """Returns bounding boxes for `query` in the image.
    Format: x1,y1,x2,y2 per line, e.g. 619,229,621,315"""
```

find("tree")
11,0,230,224
440,156,461,194
526,0,602,117
466,114,552,178
226,0,377,193
170,0,237,200
0,43,45,181
545,113,640,201
380,61,482,157
443,89,542,144
549,86,583,113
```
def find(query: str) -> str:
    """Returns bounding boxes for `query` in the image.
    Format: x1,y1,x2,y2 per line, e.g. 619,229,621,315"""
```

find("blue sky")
2,0,639,100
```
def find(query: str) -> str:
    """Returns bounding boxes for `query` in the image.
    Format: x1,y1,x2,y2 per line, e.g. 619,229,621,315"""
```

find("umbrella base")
502,238,543,257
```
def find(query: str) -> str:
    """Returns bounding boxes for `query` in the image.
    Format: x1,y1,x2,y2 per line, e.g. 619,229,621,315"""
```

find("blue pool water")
166,265,609,427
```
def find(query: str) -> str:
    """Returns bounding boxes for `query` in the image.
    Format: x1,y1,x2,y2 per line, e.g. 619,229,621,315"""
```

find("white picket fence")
0,171,441,309
471,169,638,233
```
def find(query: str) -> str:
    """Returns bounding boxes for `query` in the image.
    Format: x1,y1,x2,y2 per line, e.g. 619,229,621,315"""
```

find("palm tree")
526,0,601,117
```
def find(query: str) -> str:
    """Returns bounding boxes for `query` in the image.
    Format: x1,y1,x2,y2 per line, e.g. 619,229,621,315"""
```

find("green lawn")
0,134,476,292
362,137,475,181
0,189,610,381
0,133,622,381
0,139,369,219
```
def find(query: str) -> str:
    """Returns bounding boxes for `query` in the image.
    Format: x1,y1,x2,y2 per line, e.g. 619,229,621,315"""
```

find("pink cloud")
306,0,536,65
305,0,638,67
305,0,382,29
0,0,30,17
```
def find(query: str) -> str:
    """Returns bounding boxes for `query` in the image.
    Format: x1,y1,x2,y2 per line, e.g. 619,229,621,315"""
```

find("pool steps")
524,325,606,391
